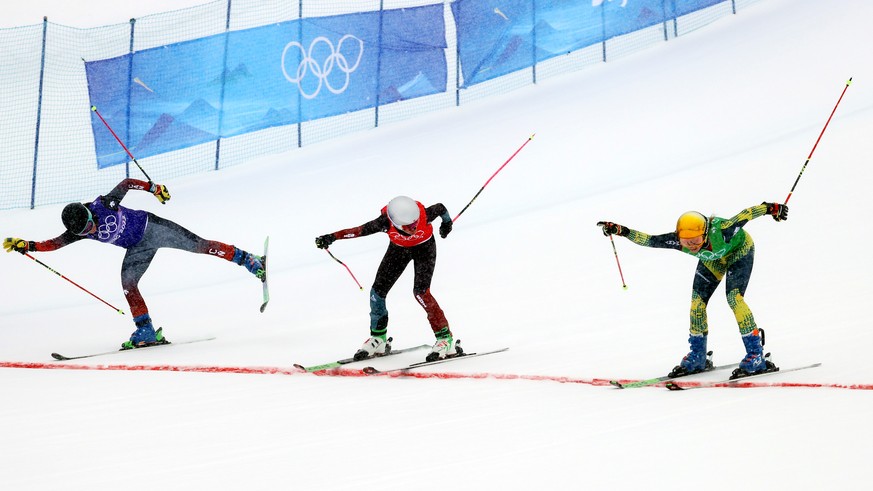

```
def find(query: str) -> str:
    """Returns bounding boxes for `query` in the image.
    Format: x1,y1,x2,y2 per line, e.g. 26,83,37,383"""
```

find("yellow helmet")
676,211,708,239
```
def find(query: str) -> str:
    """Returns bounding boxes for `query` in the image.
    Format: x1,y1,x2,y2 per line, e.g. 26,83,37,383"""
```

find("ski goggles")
679,234,706,249
75,208,95,236
389,216,418,234
399,222,418,234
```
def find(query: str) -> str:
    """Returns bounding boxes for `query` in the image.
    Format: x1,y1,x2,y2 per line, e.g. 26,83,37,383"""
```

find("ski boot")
668,334,713,378
730,329,777,379
233,247,265,281
425,331,463,362
353,335,392,361
121,314,170,350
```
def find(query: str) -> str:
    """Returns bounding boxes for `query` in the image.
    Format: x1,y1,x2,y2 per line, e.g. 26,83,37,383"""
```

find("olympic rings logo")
281,35,364,100
389,230,426,242
98,215,118,240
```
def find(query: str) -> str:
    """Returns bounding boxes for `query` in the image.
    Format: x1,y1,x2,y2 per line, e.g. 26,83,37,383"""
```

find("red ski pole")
607,234,628,290
23,252,126,314
784,77,852,205
324,249,363,291
453,133,535,222
91,105,154,184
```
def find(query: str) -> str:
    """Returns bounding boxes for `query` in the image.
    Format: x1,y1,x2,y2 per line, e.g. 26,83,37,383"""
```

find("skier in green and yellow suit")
597,202,788,379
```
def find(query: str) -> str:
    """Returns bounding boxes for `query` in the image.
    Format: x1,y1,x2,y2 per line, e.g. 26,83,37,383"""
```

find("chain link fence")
0,0,761,210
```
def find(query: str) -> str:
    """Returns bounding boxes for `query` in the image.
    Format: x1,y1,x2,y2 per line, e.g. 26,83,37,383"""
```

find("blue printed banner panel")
673,0,725,17
85,5,447,168
452,0,720,87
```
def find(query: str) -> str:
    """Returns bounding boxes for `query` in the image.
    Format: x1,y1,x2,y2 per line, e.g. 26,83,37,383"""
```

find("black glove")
439,220,453,239
3,237,31,254
762,202,789,222
315,234,336,249
596,221,629,237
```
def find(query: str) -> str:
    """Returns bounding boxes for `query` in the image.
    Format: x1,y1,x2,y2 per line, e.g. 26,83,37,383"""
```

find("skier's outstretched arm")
596,221,679,250
315,216,387,249
106,178,170,204
722,203,788,229
4,231,83,253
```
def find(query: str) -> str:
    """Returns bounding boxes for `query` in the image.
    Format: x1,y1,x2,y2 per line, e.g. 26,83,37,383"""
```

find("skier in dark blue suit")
4,178,264,349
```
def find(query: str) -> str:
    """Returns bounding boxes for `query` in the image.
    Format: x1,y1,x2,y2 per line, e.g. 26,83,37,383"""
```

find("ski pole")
324,249,364,291
23,252,126,314
453,133,535,222
784,77,852,205
607,234,628,290
90,105,154,183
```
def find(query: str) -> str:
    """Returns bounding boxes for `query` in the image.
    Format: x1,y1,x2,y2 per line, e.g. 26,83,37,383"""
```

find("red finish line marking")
1,361,870,390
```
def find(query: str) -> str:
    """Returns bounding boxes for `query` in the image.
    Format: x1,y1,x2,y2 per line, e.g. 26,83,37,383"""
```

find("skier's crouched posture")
597,202,788,379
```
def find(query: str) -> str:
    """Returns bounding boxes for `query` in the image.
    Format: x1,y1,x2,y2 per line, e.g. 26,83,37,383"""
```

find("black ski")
51,335,216,361
362,347,509,375
293,340,430,373
259,236,270,313
665,362,822,390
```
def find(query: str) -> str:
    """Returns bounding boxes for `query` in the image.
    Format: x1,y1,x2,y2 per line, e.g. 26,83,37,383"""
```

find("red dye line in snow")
1,361,871,390
0,361,302,376
312,367,612,385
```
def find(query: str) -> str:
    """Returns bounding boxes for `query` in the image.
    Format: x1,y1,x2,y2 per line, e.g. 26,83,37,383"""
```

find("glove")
762,202,788,222
315,234,336,249
3,237,30,254
149,182,171,204
596,221,629,237
439,220,453,239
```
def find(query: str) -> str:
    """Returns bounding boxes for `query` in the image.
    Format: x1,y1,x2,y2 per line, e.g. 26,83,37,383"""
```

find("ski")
51,336,216,361
259,236,270,313
610,352,737,389
362,347,510,375
293,340,430,373
665,362,822,391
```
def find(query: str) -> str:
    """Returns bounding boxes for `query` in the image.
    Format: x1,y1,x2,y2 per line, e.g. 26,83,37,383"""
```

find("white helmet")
386,196,419,229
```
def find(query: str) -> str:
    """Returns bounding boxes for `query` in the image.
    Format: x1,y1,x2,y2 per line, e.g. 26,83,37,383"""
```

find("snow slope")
2,0,873,489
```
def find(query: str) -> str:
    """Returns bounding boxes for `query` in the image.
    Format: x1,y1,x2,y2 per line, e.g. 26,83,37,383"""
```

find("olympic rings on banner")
281,35,364,100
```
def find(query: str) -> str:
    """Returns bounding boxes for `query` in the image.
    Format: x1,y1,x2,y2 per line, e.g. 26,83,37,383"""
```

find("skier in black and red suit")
315,195,459,362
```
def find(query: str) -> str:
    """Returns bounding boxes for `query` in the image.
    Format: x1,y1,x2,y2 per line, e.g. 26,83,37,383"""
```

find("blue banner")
673,0,725,17
86,5,447,168
603,0,668,39
452,0,723,87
